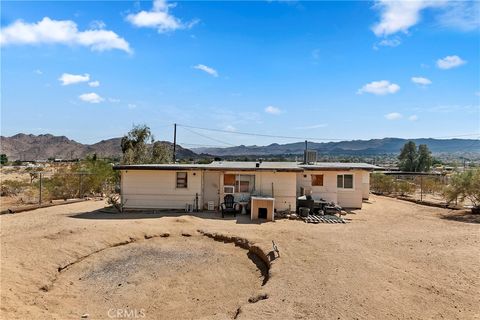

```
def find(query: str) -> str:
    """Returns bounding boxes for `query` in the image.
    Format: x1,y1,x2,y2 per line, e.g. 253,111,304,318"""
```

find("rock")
81,314,89,318
160,233,170,237
182,232,192,237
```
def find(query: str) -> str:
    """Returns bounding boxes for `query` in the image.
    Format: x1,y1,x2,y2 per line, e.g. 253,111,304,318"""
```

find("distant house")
113,161,379,212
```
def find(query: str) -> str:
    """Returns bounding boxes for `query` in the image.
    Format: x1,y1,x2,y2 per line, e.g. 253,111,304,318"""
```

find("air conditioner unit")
304,150,317,164
224,185,235,194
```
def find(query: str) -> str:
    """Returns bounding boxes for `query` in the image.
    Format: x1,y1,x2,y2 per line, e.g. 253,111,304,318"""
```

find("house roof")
113,161,380,172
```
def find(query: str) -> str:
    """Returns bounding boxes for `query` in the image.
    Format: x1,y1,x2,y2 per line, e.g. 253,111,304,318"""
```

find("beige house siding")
120,170,202,209
296,171,338,204
361,171,370,200
218,171,296,211
336,170,363,208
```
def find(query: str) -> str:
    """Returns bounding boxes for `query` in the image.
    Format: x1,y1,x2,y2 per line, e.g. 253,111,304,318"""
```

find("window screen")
337,174,353,189
176,172,188,188
343,174,353,189
337,175,343,188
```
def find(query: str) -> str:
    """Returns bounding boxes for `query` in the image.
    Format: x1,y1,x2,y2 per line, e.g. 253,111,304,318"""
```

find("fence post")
420,175,423,202
79,173,83,199
39,173,43,205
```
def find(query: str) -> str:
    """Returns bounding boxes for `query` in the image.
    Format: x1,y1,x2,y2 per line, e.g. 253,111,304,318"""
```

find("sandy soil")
1,196,479,319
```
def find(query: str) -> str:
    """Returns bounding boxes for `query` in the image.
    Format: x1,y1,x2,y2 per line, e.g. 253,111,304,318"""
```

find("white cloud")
357,80,400,95
408,115,419,121
88,80,100,87
59,73,90,85
108,97,120,103
89,20,106,30
126,0,198,33
0,17,132,53
79,92,104,103
436,55,466,69
385,112,403,120
224,125,237,132
437,1,480,31
34,69,42,75
372,0,444,36
372,0,478,37
295,123,328,130
128,103,137,109
373,37,401,49
411,76,432,86
193,64,218,77
265,105,282,115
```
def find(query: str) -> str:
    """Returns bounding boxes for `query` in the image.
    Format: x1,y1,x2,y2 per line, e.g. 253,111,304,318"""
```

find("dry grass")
1,195,479,319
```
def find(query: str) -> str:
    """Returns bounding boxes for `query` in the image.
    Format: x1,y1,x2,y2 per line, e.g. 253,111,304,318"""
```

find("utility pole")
39,173,43,205
173,123,177,163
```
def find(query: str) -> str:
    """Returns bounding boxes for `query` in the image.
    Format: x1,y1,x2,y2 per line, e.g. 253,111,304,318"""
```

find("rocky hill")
0,134,197,160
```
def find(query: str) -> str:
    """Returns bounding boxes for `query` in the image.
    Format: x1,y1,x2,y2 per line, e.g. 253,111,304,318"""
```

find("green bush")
371,173,395,194
443,169,480,209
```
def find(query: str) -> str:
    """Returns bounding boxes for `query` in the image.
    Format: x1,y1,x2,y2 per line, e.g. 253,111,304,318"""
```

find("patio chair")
220,194,241,218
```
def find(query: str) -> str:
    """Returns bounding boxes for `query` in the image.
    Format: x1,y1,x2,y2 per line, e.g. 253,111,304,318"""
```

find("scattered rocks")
248,293,269,303
160,232,170,238
81,313,89,318
181,232,192,237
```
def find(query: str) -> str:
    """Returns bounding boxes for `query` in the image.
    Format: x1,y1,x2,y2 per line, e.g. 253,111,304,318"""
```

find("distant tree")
121,124,171,164
398,141,432,172
416,144,432,172
152,141,172,164
398,141,418,172
0,154,7,165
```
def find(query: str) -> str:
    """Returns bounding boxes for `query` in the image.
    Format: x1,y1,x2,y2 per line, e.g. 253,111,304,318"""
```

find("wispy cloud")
436,55,466,69
411,76,432,86
88,80,100,87
79,92,104,103
128,103,137,109
371,0,478,37
373,37,401,50
408,115,418,121
295,123,328,130
34,69,43,75
385,112,403,120
59,73,90,86
436,1,480,31
0,17,132,53
193,64,218,77
126,0,198,33
357,80,400,95
265,105,282,115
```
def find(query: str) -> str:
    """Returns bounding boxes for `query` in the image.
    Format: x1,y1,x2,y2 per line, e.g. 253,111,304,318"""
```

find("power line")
176,123,480,142
177,124,346,141
181,127,236,146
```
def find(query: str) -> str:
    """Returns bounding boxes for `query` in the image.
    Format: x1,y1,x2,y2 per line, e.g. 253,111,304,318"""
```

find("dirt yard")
1,196,479,319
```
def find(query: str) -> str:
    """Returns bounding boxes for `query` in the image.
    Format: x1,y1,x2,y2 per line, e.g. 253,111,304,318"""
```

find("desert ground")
1,195,479,319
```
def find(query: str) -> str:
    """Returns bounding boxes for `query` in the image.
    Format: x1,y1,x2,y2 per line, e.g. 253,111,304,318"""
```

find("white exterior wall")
120,170,202,209
336,170,363,208
296,171,338,204
298,170,365,208
362,171,370,200
219,171,296,211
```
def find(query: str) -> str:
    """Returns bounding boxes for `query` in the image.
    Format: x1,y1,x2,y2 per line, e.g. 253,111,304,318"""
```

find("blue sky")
1,0,479,147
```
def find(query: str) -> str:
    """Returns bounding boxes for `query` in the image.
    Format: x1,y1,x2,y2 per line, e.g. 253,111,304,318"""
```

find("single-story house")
113,161,379,212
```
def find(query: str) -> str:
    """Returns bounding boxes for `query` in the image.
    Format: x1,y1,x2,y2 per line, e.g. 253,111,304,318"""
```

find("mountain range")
0,134,196,161
0,134,478,161
192,138,480,156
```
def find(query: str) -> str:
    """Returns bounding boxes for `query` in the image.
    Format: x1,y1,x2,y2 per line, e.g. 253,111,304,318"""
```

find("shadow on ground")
440,210,480,224
69,209,260,223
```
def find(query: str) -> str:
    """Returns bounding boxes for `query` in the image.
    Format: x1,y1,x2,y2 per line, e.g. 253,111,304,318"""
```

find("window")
223,174,255,193
311,174,324,186
337,174,353,189
176,172,188,188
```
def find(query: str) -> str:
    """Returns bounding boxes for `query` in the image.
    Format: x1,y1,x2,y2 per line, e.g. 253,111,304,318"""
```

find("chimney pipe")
304,140,308,164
